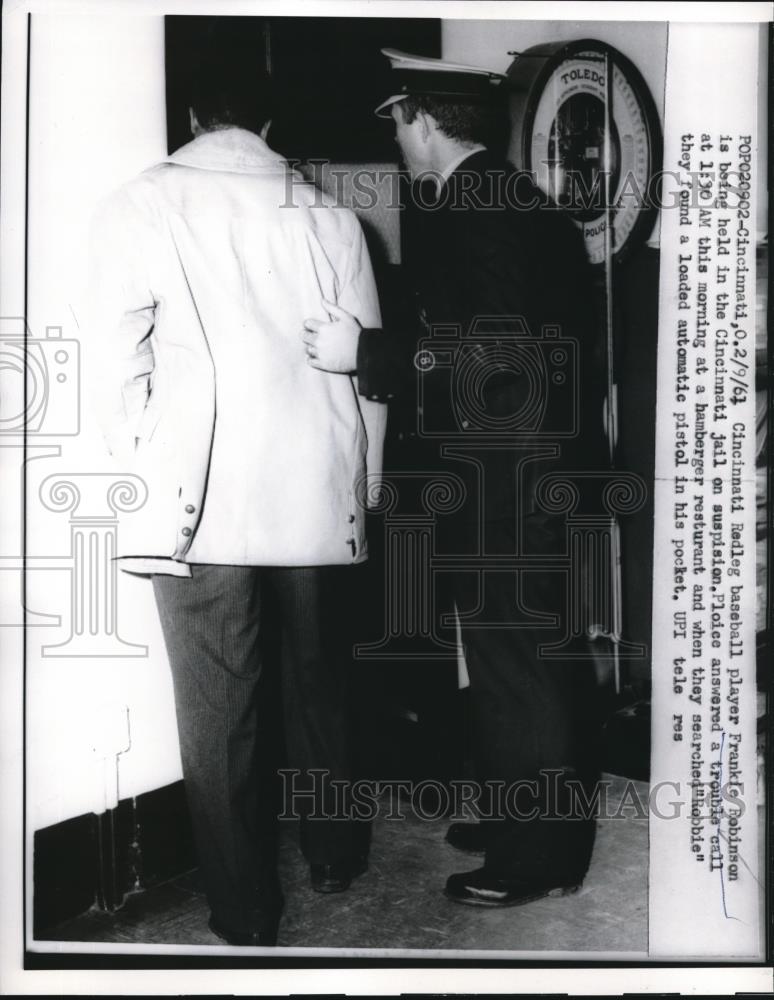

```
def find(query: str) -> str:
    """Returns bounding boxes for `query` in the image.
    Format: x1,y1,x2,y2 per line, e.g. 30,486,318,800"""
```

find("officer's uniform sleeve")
356,327,413,401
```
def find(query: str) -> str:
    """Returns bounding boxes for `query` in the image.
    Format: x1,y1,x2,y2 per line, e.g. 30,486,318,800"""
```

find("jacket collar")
439,145,487,187
447,147,496,178
164,127,288,174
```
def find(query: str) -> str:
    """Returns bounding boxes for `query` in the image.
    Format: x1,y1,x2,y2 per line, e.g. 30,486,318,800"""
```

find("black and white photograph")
0,0,771,994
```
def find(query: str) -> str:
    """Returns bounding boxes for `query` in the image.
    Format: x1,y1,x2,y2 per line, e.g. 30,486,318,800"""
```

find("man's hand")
302,299,362,373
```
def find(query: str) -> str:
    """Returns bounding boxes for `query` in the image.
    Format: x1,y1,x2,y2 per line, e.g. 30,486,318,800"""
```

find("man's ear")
417,111,434,143
260,118,272,142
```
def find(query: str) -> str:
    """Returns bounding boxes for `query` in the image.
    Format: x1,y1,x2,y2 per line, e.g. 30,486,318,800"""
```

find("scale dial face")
513,40,662,265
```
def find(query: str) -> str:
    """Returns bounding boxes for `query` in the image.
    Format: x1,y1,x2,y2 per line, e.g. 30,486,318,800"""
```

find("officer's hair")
399,95,504,146
190,58,273,134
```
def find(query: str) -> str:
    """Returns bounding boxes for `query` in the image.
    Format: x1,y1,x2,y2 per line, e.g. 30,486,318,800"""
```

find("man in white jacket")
90,60,385,946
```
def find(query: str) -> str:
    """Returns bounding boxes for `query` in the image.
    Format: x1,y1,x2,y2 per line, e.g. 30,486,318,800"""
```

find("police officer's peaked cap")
374,49,507,118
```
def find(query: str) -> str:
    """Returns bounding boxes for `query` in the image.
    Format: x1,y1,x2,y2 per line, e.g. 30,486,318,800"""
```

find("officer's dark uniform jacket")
355,149,607,879
356,149,608,530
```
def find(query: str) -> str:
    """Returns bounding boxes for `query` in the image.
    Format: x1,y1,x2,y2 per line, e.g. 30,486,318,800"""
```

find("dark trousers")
452,515,600,878
152,564,357,933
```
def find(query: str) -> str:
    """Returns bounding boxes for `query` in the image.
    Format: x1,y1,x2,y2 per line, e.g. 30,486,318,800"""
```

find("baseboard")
33,812,98,936
33,780,195,937
33,687,648,934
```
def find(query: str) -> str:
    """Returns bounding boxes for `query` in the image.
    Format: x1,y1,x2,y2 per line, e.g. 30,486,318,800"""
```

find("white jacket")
89,128,385,574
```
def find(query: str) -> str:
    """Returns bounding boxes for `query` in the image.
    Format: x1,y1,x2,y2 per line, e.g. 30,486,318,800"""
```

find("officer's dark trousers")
452,515,600,880
152,564,356,934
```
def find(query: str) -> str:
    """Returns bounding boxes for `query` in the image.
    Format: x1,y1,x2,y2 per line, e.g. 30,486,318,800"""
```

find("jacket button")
185,504,195,514
348,514,355,523
181,526,192,537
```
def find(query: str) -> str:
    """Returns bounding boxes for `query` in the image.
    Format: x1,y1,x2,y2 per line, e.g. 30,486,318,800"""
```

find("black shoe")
208,914,279,947
310,855,368,894
444,867,583,908
445,822,487,854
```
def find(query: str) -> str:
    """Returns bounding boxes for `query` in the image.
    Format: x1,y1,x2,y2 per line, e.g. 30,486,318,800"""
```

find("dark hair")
399,94,506,148
190,57,273,134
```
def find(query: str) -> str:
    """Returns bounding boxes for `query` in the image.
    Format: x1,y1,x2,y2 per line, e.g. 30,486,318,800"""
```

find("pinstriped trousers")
152,564,357,934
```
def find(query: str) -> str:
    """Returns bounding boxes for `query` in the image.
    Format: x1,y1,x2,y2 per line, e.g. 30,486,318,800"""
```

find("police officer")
303,49,606,908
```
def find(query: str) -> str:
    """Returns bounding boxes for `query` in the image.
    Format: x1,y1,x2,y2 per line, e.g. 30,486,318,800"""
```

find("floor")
45,774,648,955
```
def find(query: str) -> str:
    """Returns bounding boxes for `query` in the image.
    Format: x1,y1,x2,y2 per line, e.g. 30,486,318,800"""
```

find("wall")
22,14,182,833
